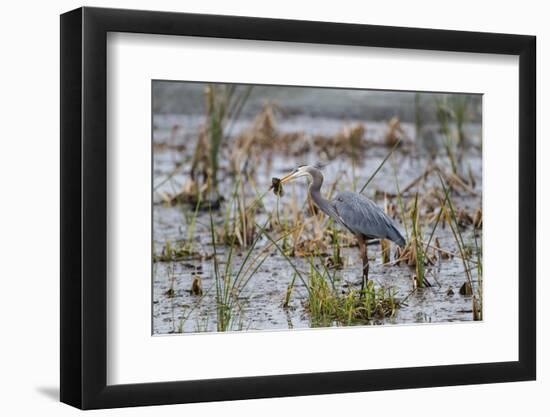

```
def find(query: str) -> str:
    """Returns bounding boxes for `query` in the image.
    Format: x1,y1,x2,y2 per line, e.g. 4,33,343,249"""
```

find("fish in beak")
271,167,307,196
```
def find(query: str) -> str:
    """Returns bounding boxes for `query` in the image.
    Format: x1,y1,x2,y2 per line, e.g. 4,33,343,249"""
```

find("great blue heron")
279,164,406,288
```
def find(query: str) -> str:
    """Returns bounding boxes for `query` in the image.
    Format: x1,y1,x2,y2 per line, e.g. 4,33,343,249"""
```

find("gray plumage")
331,191,406,247
291,165,405,247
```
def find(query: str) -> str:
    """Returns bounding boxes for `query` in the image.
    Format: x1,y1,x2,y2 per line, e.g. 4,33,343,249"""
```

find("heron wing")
331,191,405,246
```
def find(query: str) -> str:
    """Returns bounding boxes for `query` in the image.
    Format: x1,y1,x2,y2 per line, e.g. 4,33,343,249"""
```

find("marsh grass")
435,97,458,175
359,138,401,194
386,160,452,288
473,230,483,320
218,177,257,247
181,193,202,251
259,218,400,326
208,209,309,331
306,260,399,327
438,174,482,320
231,102,279,176
449,95,470,155
209,207,268,331
154,239,201,262
384,116,406,147
283,273,297,308
154,196,204,262
176,285,212,333
205,84,253,192
344,124,367,160
326,220,344,269
410,193,426,288
390,155,409,241
155,86,253,209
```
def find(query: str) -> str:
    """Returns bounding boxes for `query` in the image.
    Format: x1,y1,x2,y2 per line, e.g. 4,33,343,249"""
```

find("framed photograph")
60,6,536,409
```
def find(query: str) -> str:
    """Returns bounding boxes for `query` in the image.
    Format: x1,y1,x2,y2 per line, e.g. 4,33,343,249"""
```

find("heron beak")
279,171,298,184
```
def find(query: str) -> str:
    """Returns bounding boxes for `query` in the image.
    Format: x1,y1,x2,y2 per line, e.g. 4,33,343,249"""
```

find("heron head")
279,165,314,184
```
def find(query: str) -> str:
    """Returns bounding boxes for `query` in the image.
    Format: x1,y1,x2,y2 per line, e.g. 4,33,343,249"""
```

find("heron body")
280,164,405,288
331,191,406,247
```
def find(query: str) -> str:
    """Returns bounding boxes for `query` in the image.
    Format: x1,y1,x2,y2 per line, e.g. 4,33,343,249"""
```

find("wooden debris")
459,281,473,296
381,239,391,264
473,207,482,229
190,277,203,296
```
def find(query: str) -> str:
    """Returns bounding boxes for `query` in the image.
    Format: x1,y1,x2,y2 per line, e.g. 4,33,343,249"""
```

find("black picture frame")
60,6,536,410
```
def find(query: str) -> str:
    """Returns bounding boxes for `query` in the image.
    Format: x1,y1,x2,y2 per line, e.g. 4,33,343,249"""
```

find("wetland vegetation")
152,82,483,334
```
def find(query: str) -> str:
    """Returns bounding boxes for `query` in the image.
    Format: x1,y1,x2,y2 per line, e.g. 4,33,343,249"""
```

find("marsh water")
152,85,482,334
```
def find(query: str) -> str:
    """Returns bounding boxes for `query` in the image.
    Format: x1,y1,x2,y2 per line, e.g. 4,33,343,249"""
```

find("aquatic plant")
218,177,258,247
283,273,297,308
154,239,200,262
209,207,265,331
181,194,202,252
473,229,483,320
209,212,306,331
326,220,344,269
306,259,399,327
435,96,458,174
438,174,482,321
449,95,470,154
410,193,425,288
205,84,253,191
390,155,409,241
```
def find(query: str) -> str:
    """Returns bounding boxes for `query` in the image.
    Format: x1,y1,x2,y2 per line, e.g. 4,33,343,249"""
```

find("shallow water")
152,114,482,334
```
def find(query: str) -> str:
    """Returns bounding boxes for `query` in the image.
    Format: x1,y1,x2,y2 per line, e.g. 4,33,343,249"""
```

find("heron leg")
358,237,370,294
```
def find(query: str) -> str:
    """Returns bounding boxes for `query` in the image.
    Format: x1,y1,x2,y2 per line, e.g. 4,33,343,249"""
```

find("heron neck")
309,185,334,219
